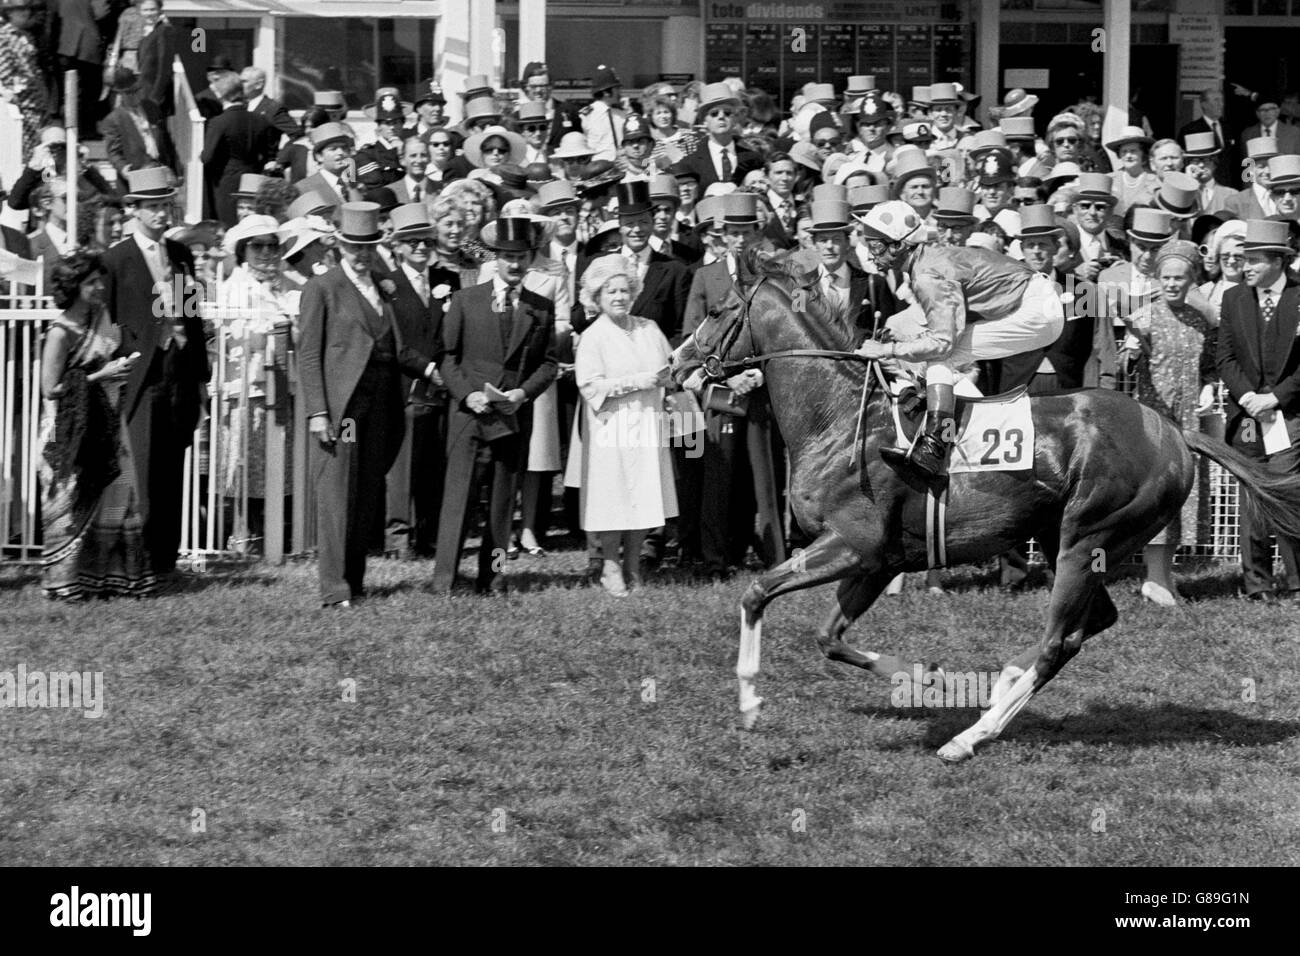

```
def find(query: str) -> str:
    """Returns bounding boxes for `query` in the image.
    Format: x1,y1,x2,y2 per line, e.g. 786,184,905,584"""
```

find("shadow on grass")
853,701,1300,751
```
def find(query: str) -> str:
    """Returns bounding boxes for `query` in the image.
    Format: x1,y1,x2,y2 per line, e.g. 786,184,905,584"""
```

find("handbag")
663,389,705,437
704,382,749,417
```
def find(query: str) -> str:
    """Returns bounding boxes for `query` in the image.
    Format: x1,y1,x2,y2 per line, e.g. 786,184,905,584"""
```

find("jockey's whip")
849,309,882,472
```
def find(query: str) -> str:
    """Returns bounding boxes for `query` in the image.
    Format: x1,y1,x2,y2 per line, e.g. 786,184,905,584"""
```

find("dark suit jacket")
136,20,178,117
102,235,207,430
101,103,176,176
1226,186,1272,221
1241,122,1300,157
538,97,583,149
201,105,279,224
438,282,558,445
49,0,108,63
1217,276,1300,449
297,266,407,469
355,140,405,187
572,249,691,342
845,263,899,339
388,176,436,204
1179,116,1235,186
295,169,361,207
194,86,222,121
391,263,458,405
249,94,297,139
677,138,763,192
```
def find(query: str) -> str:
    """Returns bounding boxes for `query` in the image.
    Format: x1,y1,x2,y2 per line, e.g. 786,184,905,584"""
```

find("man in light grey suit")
387,137,436,204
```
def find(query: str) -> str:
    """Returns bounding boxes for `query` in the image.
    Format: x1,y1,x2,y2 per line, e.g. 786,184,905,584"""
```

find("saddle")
891,382,1030,447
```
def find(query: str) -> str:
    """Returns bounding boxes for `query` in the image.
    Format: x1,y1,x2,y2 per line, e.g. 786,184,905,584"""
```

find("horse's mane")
736,245,859,352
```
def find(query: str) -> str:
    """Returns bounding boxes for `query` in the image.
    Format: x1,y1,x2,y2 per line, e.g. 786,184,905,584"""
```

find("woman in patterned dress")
39,251,156,599
1124,239,1218,605
0,1,49,157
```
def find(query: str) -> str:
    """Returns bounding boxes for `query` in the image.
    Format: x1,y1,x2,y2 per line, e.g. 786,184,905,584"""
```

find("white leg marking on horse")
944,666,1039,758
985,664,1025,711
738,607,764,728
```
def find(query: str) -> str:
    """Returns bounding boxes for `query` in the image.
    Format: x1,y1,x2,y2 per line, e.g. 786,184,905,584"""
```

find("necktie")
721,147,733,182
415,272,428,304
1265,126,1273,139
1262,293,1276,324
499,287,516,352
1211,120,1221,146
412,182,421,202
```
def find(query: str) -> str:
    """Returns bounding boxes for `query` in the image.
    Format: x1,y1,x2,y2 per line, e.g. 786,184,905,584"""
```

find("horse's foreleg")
816,571,920,678
738,529,864,729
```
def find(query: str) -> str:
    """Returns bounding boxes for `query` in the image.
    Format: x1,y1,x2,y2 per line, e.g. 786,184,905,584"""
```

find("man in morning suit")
298,203,409,608
1216,218,1300,602
295,122,364,211
384,203,458,558
103,167,208,577
432,216,558,594
674,83,763,193
200,72,279,227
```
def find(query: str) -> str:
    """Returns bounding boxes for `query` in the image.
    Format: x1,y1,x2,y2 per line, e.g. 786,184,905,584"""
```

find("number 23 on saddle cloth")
889,383,1036,475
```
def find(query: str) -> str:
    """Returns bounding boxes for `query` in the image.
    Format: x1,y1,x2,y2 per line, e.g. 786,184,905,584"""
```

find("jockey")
854,200,1065,480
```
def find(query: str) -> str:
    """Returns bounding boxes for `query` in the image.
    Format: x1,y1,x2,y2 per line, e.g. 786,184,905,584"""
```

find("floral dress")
1127,297,1218,546
0,20,49,157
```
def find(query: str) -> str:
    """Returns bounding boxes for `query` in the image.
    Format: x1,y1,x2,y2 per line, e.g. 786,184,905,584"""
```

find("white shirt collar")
620,243,651,264
247,94,264,112
1257,273,1287,299
341,258,374,289
401,261,426,284
647,234,666,253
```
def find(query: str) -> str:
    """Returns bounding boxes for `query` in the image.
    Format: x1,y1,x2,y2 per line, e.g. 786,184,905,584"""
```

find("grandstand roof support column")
519,0,546,82
976,1,999,130
1102,0,1131,166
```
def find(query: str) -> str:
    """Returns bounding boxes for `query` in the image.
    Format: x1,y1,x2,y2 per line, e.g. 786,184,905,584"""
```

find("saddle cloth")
889,383,1034,475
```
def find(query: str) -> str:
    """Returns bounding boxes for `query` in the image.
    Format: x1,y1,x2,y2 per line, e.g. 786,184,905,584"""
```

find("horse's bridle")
693,276,874,380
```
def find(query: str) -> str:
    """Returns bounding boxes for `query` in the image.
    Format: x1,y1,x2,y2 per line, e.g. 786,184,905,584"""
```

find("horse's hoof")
741,702,763,730
937,738,974,763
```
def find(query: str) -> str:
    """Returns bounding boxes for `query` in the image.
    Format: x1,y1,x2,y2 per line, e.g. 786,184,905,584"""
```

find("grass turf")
2,548,1298,866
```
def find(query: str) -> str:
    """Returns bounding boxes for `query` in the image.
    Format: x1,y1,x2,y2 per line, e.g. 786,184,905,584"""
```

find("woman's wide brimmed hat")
552,132,595,160
1127,207,1175,243
279,216,336,259
1105,125,1153,153
481,216,543,252
337,202,384,244
464,125,527,167
1242,218,1292,253
123,166,177,201
222,214,281,257
989,89,1038,121
166,219,221,248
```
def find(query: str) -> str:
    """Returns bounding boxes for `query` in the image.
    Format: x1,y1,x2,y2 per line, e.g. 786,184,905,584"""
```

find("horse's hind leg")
738,529,864,728
938,546,1104,762
816,573,940,683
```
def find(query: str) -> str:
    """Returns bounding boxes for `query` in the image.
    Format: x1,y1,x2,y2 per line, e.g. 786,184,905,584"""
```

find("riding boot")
881,382,956,480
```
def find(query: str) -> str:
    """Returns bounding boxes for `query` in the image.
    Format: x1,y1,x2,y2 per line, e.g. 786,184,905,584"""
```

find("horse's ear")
788,247,822,286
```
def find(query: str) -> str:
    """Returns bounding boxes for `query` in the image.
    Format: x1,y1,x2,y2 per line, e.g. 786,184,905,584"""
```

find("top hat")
993,208,1022,238
413,78,445,107
844,75,876,96
719,192,760,226
1267,154,1300,189
338,202,384,244
622,113,653,143
288,190,336,220
909,86,931,107
933,186,977,221
928,83,961,106
849,183,891,213
462,95,503,129
309,121,354,152
693,196,722,233
1183,131,1220,158
890,149,938,197
807,199,851,233
977,151,1016,186
232,173,272,199
1074,172,1118,204
461,74,495,100
591,65,622,96
953,82,981,110
123,166,177,202
521,61,550,84
811,183,849,204
1127,207,1175,243
514,101,548,127
552,132,595,160
968,129,1009,160
1105,125,1153,153
649,174,680,205
1242,218,1292,253
697,82,741,117
668,162,700,183
1153,172,1200,219
804,83,838,107
313,90,346,112
389,203,436,238
166,219,221,249
1245,136,1279,162
989,89,1038,120
1019,203,1063,237
616,179,653,216
364,87,412,121
482,216,542,252
464,126,527,167
1041,161,1082,190
537,179,580,210
999,116,1037,141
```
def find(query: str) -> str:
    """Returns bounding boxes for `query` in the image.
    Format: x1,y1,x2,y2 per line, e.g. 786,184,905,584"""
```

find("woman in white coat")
573,255,676,596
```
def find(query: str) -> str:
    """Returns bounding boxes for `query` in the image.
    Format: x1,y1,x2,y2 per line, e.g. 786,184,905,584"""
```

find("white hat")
222,214,280,257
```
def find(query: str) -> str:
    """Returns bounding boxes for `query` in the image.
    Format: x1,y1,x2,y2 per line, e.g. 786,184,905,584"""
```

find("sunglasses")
1053,137,1080,145
707,109,734,119
813,137,842,148
400,237,437,248
428,140,452,147
246,241,280,251
1075,201,1108,211
520,123,547,132
482,145,510,154
1272,188,1300,197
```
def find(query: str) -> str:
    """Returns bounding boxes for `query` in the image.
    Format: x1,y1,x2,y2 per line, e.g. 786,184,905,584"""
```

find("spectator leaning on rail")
853,200,1065,482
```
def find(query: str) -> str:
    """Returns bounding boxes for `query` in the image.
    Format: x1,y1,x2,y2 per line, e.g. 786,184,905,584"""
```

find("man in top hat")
240,66,297,140
680,192,780,575
513,101,551,165
1241,92,1300,157
1000,116,1046,178
461,95,502,135
1069,172,1125,280
810,197,898,335
891,148,938,222
580,65,627,163
853,199,1067,481
101,67,178,180
355,89,409,187
200,71,279,227
974,151,1017,221
519,61,583,149
927,83,972,152
296,121,364,209
365,186,402,273
431,217,558,594
405,78,447,141
230,172,272,221
1217,218,1300,602
298,202,410,607
907,86,931,120
675,83,763,192
103,167,209,578
1267,155,1300,222
618,113,656,179
648,173,703,264
1228,137,1280,220
383,203,460,559
1183,132,1235,215
934,187,979,247
1178,88,1235,186
1097,207,1183,330
193,55,236,121
1152,172,1202,234
313,90,349,123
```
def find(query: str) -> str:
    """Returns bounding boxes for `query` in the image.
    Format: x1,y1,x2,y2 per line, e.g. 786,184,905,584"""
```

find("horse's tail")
1182,430,1300,540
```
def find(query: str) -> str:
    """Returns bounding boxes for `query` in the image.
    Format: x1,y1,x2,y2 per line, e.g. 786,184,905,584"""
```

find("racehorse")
670,248,1300,762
